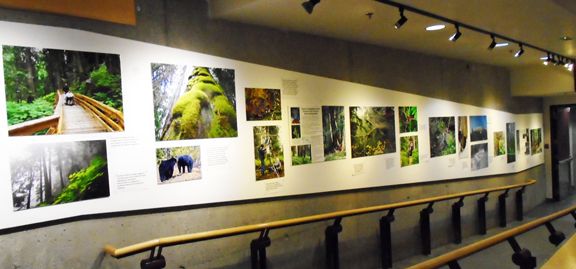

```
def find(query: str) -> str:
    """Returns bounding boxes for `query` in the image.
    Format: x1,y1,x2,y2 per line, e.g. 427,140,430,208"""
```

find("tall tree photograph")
10,140,109,211
3,45,123,136
350,106,395,158
506,122,516,163
254,126,284,180
152,63,237,141
322,106,346,161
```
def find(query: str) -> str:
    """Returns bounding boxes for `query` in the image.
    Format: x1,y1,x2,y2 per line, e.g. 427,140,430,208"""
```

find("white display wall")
0,21,544,230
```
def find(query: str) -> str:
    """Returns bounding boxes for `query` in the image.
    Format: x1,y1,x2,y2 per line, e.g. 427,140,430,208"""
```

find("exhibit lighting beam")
374,0,575,63
302,0,320,14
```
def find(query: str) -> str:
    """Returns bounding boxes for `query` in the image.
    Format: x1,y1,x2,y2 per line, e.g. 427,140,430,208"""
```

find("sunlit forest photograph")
458,116,468,158
470,115,488,141
350,106,395,158
399,106,417,133
530,128,542,155
400,136,419,167
10,140,109,211
429,117,456,158
245,88,281,121
254,126,284,180
292,145,312,166
471,143,488,171
494,131,506,156
506,123,516,163
291,125,301,139
152,63,237,141
322,106,346,161
3,45,123,135
156,146,201,184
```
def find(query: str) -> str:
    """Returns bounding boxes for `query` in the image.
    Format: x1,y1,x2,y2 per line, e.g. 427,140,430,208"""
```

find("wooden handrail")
104,179,536,258
407,204,576,269
8,114,60,136
75,93,124,131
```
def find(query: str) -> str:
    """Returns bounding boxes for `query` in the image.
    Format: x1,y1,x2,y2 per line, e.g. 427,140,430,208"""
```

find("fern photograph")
10,140,109,211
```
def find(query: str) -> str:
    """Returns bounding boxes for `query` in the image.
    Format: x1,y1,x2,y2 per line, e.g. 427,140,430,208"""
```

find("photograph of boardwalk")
3,45,124,136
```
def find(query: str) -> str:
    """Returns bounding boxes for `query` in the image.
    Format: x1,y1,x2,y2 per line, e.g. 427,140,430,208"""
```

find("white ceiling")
209,0,576,69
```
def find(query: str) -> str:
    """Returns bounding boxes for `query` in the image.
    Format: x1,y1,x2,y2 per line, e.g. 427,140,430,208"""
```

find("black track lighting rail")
374,0,575,62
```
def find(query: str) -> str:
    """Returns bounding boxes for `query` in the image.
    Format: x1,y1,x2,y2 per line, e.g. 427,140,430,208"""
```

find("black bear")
158,157,177,182
177,155,194,174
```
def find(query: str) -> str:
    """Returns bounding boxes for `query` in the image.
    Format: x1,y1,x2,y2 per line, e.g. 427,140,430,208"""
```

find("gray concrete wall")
0,0,548,268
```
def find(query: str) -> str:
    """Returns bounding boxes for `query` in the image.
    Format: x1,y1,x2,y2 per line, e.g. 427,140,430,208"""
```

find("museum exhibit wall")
0,1,548,268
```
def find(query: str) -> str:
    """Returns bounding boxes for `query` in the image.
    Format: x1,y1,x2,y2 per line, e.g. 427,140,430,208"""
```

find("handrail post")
499,190,510,227
250,229,271,269
477,193,489,235
140,247,166,269
507,237,536,269
420,202,434,255
452,197,465,244
544,222,566,246
325,217,343,269
448,260,462,269
570,212,576,228
515,187,526,221
380,209,395,269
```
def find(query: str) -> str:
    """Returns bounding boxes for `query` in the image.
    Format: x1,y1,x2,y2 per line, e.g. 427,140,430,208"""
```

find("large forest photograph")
3,45,123,136
350,106,395,158
254,126,284,180
10,140,109,211
322,106,346,161
152,63,238,141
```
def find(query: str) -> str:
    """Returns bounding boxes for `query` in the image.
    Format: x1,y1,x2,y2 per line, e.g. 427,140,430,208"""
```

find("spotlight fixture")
449,24,461,42
514,44,524,58
488,35,497,50
542,53,552,65
302,0,320,14
495,42,509,48
394,7,407,29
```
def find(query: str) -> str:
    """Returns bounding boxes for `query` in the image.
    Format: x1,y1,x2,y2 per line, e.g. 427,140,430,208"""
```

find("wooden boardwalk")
59,93,107,134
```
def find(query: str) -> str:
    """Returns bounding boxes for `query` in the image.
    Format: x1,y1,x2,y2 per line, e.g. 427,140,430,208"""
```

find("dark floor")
395,194,576,268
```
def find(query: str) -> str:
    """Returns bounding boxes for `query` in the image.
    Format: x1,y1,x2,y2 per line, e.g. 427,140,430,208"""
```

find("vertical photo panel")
152,64,237,141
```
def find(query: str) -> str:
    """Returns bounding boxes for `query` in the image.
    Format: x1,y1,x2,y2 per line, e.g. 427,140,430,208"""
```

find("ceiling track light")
449,24,461,42
374,0,575,66
302,0,320,14
514,44,524,58
394,7,408,29
488,35,497,50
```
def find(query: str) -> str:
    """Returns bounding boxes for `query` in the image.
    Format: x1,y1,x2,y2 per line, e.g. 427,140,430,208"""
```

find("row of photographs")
3,45,543,212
